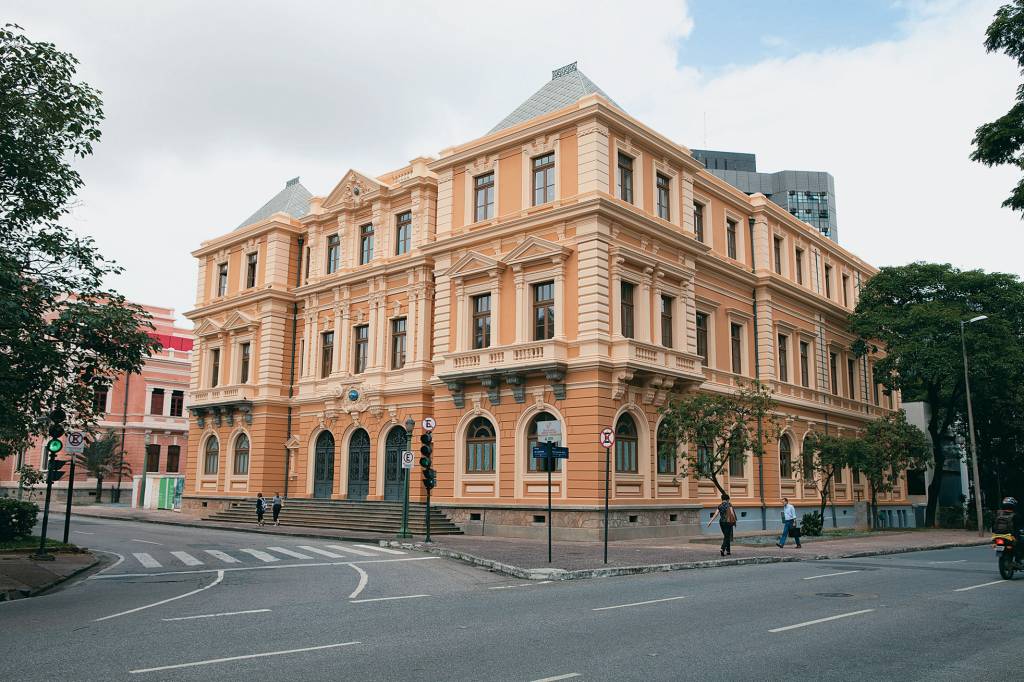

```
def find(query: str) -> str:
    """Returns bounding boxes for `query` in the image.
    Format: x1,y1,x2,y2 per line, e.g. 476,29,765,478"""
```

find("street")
0,516,1019,681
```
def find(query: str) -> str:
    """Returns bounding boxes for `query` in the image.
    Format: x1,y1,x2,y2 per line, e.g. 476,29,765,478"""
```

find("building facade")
183,64,907,538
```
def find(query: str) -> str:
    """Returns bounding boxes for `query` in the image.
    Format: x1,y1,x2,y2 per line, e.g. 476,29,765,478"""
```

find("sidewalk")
0,551,97,601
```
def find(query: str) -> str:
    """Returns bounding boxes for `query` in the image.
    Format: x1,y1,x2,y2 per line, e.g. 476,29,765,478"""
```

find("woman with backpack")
707,493,737,556
255,492,266,527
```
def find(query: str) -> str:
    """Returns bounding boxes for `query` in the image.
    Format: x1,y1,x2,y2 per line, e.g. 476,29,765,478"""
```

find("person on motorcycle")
997,497,1022,559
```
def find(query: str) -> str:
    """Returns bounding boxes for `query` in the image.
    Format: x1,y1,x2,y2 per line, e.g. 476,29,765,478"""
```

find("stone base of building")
181,495,239,514
0,484,128,506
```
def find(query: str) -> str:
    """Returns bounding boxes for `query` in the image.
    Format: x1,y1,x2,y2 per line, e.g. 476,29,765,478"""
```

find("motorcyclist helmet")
1002,496,1018,510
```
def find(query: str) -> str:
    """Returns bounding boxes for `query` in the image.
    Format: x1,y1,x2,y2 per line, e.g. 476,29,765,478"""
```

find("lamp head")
404,416,415,431
969,315,988,324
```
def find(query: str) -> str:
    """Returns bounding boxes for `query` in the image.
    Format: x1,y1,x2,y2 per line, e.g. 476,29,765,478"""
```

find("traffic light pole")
424,480,432,544
603,445,610,564
33,453,56,561
62,457,76,544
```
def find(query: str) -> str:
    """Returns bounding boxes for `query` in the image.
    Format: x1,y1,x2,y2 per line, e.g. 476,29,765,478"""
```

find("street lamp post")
399,416,415,539
960,315,987,537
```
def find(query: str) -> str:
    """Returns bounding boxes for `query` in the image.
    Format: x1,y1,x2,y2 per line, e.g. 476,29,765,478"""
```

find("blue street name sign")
532,446,569,459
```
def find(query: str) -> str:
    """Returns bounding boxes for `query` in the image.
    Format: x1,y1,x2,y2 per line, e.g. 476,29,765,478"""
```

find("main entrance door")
347,429,370,500
383,426,406,501
313,431,335,499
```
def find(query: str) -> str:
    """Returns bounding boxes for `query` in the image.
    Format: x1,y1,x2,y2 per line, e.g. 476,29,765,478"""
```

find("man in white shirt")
777,497,798,548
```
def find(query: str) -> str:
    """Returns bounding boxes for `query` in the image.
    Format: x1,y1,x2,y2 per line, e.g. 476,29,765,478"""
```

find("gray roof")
237,177,312,229
488,62,623,135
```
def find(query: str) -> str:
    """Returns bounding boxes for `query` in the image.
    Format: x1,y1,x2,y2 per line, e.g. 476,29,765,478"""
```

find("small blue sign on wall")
532,446,569,459
348,389,359,401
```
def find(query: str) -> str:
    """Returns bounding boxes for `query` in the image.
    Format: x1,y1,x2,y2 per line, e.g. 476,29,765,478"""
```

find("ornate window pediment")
195,319,223,338
445,251,505,281
322,170,385,209
504,236,571,267
222,310,258,332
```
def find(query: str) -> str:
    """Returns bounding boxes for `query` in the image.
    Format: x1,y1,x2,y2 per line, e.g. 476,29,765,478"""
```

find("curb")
0,553,99,602
809,539,992,561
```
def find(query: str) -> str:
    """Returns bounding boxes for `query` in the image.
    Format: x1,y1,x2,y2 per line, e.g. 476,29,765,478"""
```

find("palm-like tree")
76,430,131,503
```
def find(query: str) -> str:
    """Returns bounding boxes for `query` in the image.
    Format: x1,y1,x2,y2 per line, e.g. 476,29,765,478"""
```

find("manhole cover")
816,592,853,597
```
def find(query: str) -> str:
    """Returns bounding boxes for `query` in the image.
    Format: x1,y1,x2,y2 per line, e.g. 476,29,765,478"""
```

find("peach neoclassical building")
183,63,910,538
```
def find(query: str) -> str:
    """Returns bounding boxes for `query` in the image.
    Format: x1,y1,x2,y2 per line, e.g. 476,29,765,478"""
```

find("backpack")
724,505,737,525
992,509,1015,534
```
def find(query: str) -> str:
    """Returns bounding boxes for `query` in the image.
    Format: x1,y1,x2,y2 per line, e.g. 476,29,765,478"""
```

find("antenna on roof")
552,62,577,79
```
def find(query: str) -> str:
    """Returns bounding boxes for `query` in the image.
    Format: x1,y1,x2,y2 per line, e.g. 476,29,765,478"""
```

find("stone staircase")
204,499,463,536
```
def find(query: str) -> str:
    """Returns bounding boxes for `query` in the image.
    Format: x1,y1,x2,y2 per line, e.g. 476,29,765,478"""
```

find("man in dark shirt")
707,493,735,556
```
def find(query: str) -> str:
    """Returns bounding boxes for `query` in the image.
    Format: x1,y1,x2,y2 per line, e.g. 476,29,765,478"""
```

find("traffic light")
47,408,66,439
419,433,433,468
48,458,69,484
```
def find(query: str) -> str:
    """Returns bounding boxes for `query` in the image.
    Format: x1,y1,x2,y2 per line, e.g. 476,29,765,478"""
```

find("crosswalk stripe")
204,550,240,564
298,545,346,559
133,553,162,568
266,547,314,560
170,551,203,567
326,544,375,557
354,544,405,555
239,549,280,563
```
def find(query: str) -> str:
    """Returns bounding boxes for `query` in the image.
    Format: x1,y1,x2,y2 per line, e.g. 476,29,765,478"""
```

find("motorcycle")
993,533,1024,579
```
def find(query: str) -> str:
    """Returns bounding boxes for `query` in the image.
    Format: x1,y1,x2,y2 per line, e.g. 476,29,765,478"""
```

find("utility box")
854,501,870,530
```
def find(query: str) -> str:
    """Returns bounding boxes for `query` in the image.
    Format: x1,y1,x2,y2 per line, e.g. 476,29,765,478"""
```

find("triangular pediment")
222,311,257,332
322,170,386,209
444,251,505,280
504,236,572,266
194,319,222,338
285,435,301,450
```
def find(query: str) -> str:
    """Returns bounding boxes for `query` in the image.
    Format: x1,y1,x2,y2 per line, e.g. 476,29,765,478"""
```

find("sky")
4,0,1021,323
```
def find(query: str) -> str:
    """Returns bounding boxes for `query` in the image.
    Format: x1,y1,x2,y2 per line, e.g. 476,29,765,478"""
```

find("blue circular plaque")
348,389,359,402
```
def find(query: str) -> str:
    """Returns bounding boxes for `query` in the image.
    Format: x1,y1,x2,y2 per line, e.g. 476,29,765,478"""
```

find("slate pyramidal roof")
237,63,621,229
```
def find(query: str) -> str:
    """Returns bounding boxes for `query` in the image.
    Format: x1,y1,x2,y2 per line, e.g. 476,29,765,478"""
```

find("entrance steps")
204,499,463,536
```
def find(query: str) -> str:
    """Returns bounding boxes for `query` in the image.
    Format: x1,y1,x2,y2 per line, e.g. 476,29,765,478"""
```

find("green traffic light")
47,438,63,454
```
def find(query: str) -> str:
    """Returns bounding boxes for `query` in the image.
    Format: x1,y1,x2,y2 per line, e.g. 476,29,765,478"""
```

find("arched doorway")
313,431,335,499
383,426,407,501
347,429,370,500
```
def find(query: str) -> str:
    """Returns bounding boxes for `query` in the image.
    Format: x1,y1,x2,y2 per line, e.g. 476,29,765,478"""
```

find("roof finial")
552,62,577,80
286,176,300,187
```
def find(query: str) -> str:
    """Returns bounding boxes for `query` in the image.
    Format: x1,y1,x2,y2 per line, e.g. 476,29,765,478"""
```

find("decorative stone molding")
447,381,465,409
481,375,502,405
544,367,566,401
505,373,526,403
612,369,635,401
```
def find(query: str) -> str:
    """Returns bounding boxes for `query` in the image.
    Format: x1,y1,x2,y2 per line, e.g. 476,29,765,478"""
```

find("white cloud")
4,0,1019,323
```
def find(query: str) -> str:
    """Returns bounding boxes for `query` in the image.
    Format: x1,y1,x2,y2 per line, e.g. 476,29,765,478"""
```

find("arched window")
802,439,815,481
527,412,562,472
204,437,219,475
233,433,250,475
466,417,496,473
615,413,638,473
779,434,792,479
656,421,675,474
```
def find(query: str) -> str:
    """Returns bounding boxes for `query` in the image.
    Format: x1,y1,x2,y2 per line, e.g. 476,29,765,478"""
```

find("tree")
0,24,159,458
849,262,1024,526
971,1,1024,214
796,431,851,527
15,464,44,501
76,430,130,503
660,381,782,496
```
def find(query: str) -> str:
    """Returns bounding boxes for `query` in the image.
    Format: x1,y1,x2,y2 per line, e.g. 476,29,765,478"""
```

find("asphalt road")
1,515,1019,681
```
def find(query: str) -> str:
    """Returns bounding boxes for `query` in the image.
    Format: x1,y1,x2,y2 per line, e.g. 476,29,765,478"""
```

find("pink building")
0,304,193,502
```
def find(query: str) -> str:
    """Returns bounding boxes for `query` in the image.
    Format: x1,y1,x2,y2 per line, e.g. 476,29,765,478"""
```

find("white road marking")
267,547,313,560
769,608,875,633
347,563,369,599
204,550,240,564
355,544,405,555
489,581,553,590
239,549,279,563
953,580,1008,592
93,550,126,575
299,545,347,559
592,596,687,611
132,553,162,568
128,641,360,674
130,539,162,545
95,571,225,622
928,559,968,564
530,674,581,682
162,608,270,622
350,594,429,603
802,570,861,580
169,552,203,567
325,544,375,557
90,555,441,580
73,531,95,535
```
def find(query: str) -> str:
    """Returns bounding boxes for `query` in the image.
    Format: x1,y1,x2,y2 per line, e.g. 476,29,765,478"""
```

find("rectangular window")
835,466,843,484
726,220,737,259
320,332,334,378
847,357,857,399
617,152,633,203
474,172,494,221
778,334,788,382
533,281,555,341
824,264,833,299
873,375,880,405
842,274,850,307
326,235,340,274
693,202,704,242
472,293,491,349
245,252,258,288
696,312,709,366
239,342,251,383
93,387,108,414
304,245,311,281
170,390,184,417
730,323,743,374
620,281,635,339
660,295,674,348
210,348,220,388
166,445,180,473
217,263,228,297
354,325,369,374
656,173,671,220
145,444,160,473
359,223,374,265
795,248,804,285
391,318,407,370
799,341,810,388
729,444,744,477
829,352,839,395
395,211,412,255
150,388,165,415
532,153,555,206
773,237,783,275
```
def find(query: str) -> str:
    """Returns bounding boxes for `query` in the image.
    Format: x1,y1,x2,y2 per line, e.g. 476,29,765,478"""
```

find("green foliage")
0,498,39,540
797,431,854,521
0,25,160,457
76,430,130,500
971,1,1024,213
800,511,824,537
938,504,967,529
15,464,44,501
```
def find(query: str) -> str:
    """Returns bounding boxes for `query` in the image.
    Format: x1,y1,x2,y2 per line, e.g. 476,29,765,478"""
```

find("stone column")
514,267,527,343
638,268,653,343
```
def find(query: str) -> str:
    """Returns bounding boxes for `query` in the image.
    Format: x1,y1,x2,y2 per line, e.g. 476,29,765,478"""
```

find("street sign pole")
546,440,553,564
425,474,432,544
399,417,415,539
33,452,57,561
604,445,610,564
62,456,76,544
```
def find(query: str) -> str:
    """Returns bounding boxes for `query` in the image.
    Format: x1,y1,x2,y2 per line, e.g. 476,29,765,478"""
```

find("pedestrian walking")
777,497,797,547
791,513,803,549
272,492,282,526
255,492,266,527
707,493,737,556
